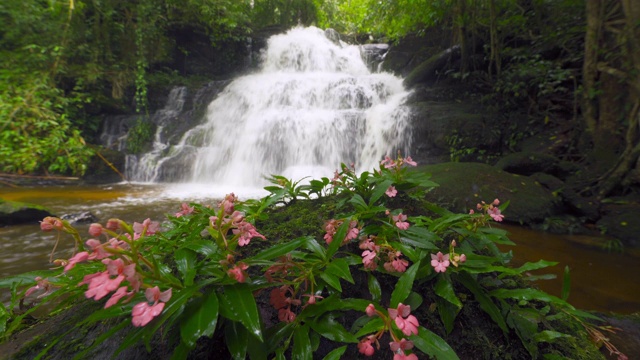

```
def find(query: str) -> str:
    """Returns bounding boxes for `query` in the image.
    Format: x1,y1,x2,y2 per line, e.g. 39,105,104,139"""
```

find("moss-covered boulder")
420,162,562,224
0,199,53,226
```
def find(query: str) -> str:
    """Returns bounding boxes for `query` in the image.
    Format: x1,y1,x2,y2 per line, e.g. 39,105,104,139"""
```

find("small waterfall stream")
127,27,412,187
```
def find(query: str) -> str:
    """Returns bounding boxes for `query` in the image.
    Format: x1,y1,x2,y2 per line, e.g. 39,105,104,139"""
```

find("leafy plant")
0,154,625,359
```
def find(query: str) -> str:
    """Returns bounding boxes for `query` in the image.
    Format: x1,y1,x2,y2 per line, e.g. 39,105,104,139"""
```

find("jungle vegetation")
0,0,638,198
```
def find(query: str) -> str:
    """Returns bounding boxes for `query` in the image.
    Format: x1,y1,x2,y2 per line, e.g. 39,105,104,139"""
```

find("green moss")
126,119,156,154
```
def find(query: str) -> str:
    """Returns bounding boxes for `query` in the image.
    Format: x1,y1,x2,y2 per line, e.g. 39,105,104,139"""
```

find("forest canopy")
0,0,638,198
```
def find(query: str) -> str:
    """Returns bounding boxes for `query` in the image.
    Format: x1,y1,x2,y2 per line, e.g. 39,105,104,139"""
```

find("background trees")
1,0,638,197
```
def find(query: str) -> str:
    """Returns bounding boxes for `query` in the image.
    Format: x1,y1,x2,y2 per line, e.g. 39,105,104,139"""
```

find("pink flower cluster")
430,240,467,274
380,154,418,170
323,219,359,245
360,237,409,273
209,193,266,248
54,216,172,328
269,285,301,323
473,199,504,222
359,303,419,359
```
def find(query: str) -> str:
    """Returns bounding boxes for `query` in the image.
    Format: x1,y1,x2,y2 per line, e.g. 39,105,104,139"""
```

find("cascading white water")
133,26,412,189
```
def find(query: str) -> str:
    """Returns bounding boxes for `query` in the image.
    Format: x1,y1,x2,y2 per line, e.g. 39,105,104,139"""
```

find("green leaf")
411,326,460,360
533,330,571,343
326,217,352,259
180,239,218,257
175,248,197,287
354,316,384,338
225,320,248,360
369,179,393,205
511,260,558,275
218,284,263,341
307,314,358,343
507,307,541,358
319,272,342,292
490,288,573,309
303,237,326,258
435,296,458,335
0,270,60,288
434,276,462,309
322,346,347,360
300,295,371,318
561,266,571,301
292,324,312,360
250,236,309,261
180,290,219,348
457,272,508,334
401,226,441,249
390,262,419,307
324,258,354,284
368,273,382,302
348,194,368,211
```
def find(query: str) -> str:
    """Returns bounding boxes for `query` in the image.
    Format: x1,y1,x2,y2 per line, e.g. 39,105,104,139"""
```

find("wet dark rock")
60,211,98,225
0,199,53,226
420,162,563,224
596,202,640,248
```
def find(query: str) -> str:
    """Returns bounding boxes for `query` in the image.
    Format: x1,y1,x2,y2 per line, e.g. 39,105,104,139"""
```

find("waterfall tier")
126,26,412,187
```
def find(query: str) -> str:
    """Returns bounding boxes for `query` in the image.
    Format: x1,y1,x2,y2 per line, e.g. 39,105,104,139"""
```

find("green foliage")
125,119,155,154
252,0,319,29
0,155,618,359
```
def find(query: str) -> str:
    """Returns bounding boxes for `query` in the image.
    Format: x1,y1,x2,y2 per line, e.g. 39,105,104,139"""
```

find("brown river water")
1,184,639,314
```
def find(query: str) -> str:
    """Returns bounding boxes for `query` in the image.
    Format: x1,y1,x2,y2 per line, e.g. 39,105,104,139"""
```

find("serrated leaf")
411,326,460,360
180,291,219,347
324,258,354,284
390,262,419,307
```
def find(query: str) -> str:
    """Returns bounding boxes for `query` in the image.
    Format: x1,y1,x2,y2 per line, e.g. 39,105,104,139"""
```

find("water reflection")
500,224,640,314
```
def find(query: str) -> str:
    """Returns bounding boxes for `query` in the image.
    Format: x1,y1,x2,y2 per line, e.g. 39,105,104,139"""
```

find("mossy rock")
419,162,562,224
0,198,53,226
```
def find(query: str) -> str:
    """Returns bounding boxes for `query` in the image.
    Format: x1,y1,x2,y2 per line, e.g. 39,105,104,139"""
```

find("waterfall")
128,26,412,188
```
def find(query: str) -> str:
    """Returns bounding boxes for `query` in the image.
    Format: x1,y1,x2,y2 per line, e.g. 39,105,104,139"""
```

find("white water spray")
131,27,412,191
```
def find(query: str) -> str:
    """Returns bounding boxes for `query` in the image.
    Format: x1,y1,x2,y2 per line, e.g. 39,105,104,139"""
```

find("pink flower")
232,221,266,246
146,286,172,303
84,272,124,301
64,251,89,272
219,193,238,215
277,308,296,323
366,304,377,317
40,217,63,232
431,252,450,273
88,223,104,237
105,286,133,308
358,336,377,356
391,257,409,272
25,277,53,298
132,302,165,327
175,203,195,217
488,206,504,222
390,338,414,352
403,156,417,166
493,198,500,206
393,352,418,360
131,286,172,327
389,303,419,336
381,155,395,169
132,218,160,235
392,213,410,230
385,186,398,197
362,250,378,270
228,263,249,283
469,209,475,214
